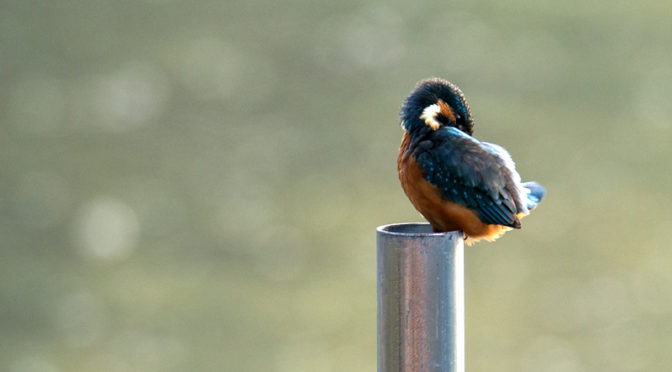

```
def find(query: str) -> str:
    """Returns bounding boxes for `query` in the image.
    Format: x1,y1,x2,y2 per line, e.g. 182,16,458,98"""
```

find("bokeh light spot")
89,62,169,132
74,197,140,261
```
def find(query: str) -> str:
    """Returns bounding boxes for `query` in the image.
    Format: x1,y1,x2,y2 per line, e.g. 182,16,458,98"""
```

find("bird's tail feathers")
522,181,545,210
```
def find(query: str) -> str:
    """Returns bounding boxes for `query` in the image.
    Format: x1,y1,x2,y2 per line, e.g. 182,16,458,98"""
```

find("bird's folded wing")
415,127,521,228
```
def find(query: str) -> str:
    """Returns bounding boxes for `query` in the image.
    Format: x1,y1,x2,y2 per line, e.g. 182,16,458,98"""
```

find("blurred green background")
2,0,672,371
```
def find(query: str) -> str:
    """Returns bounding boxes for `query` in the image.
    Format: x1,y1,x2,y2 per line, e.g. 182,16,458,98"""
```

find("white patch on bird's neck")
420,104,441,130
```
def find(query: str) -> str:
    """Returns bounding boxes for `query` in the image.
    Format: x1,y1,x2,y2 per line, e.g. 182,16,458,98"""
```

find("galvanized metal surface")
377,223,464,372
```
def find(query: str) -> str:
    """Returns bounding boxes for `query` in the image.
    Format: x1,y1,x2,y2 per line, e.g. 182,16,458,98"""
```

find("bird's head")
400,78,473,135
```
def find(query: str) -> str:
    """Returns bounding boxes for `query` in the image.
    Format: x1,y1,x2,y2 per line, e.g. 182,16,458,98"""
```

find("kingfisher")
398,78,545,243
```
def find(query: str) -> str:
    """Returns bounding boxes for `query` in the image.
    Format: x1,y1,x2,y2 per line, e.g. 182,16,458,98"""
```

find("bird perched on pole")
398,78,545,243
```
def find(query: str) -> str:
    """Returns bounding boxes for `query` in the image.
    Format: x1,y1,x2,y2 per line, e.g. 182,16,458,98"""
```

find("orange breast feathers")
397,132,511,243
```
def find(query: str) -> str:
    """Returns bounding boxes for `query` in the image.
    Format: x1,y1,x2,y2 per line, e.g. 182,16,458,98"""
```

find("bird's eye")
455,114,461,120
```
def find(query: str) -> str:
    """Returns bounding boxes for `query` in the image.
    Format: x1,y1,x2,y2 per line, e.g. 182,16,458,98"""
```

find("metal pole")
377,223,465,372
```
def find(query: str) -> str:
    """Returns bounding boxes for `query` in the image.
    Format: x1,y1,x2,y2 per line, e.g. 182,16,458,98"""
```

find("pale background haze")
2,1,671,371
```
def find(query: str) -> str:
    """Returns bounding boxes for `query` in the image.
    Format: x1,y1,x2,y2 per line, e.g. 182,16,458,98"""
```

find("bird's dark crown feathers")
400,78,474,135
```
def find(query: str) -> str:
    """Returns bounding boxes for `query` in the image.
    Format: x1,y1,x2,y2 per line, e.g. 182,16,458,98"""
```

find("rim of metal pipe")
376,222,461,237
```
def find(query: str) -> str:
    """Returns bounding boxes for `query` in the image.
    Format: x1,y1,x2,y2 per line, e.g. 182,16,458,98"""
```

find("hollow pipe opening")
377,222,452,236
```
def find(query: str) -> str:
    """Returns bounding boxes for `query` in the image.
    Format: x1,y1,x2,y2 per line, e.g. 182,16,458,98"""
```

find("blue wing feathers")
414,127,522,228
